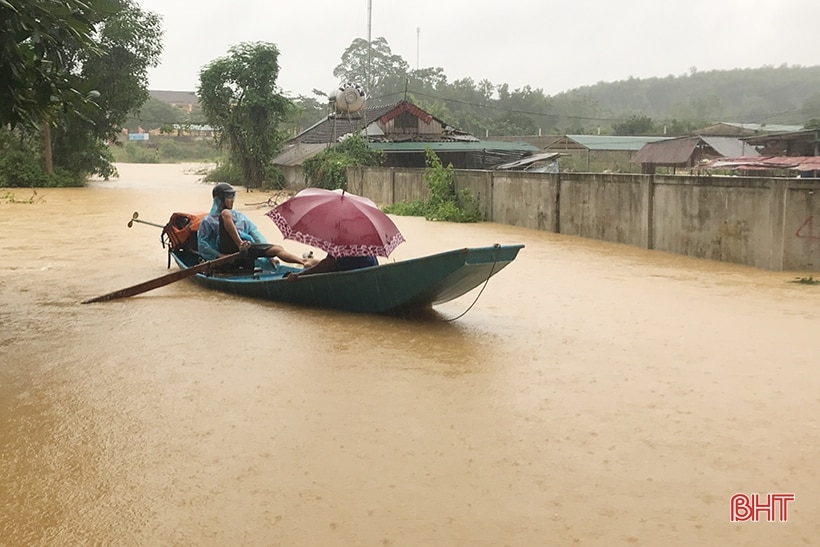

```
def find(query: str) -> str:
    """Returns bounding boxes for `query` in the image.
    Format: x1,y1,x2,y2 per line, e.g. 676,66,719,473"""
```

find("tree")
613,114,656,135
50,0,163,179
199,42,296,188
302,134,383,190
333,37,410,100
0,0,162,185
0,0,114,129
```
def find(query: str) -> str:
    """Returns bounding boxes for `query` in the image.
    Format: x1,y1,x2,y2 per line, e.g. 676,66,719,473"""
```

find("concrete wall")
492,171,559,231
653,176,778,269
783,182,820,270
347,166,820,272
559,173,649,247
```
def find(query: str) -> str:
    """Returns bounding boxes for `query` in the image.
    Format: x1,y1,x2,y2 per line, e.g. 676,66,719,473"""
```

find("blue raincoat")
197,197,268,261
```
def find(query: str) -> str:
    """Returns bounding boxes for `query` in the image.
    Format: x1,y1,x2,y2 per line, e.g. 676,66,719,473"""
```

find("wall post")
768,179,788,271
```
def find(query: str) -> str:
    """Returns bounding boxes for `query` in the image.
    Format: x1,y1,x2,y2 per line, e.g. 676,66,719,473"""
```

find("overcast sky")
136,0,820,99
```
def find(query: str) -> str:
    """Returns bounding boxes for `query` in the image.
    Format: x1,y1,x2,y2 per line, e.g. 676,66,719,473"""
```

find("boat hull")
172,244,524,314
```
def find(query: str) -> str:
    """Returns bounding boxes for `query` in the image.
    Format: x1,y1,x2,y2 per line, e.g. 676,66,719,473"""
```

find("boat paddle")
127,211,164,229
81,252,242,304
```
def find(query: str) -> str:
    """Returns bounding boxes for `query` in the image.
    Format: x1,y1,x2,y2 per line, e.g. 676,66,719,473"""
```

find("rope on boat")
442,244,501,322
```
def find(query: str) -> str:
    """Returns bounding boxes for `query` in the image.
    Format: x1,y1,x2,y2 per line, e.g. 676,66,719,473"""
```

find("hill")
554,65,820,127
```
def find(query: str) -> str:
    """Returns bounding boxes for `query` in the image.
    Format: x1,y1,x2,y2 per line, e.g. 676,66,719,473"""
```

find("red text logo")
730,493,795,522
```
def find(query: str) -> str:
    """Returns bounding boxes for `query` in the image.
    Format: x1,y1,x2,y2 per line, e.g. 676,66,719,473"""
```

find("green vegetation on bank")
383,149,483,223
302,135,384,190
1,0,162,187
109,137,225,164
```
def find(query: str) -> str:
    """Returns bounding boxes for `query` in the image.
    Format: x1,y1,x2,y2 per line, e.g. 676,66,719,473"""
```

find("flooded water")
2,163,820,545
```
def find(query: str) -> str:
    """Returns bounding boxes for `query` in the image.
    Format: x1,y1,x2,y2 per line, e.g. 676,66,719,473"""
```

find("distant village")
145,89,820,181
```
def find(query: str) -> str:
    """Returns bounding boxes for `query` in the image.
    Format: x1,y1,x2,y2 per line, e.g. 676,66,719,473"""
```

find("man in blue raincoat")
198,183,314,269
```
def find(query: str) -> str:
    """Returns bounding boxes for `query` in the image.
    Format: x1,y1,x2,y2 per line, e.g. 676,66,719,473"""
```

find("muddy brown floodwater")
1,163,820,546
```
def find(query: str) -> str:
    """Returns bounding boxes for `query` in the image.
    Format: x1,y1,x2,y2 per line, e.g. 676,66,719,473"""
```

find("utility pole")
366,0,372,94
416,27,420,70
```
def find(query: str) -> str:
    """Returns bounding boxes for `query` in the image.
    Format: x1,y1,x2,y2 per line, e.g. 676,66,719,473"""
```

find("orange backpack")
162,212,207,252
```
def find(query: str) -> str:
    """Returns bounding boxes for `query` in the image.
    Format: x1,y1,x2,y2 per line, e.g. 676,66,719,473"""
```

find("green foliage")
0,0,116,129
302,135,384,190
198,42,296,188
333,37,410,99
0,128,85,187
321,38,820,138
383,149,483,223
791,276,820,285
110,136,225,164
0,0,163,184
203,160,244,185
125,96,184,132
381,199,429,217
613,114,656,135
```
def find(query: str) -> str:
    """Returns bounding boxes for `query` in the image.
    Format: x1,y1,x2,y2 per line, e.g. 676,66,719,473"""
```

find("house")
632,135,758,174
544,135,672,172
273,100,538,187
701,129,820,177
741,129,820,157
695,122,804,137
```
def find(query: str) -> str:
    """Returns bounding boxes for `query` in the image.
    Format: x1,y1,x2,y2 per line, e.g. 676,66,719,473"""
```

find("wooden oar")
81,252,242,304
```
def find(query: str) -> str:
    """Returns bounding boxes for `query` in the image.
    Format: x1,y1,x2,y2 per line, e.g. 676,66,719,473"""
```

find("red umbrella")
265,188,405,257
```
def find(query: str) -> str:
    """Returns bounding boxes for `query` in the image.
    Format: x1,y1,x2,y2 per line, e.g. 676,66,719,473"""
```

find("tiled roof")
288,100,478,145
290,103,400,144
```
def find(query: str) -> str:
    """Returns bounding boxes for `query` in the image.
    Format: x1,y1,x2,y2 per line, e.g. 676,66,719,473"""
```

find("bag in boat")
162,212,207,252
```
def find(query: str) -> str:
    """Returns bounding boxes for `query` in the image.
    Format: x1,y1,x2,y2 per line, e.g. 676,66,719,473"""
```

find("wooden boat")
169,244,524,314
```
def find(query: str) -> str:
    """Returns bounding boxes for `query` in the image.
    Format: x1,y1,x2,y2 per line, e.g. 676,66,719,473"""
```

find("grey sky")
137,0,820,98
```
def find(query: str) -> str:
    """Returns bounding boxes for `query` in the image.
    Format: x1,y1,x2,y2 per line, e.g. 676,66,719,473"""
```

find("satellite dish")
334,82,366,113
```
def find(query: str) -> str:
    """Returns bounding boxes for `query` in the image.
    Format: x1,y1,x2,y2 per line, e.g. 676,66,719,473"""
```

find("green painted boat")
170,244,524,314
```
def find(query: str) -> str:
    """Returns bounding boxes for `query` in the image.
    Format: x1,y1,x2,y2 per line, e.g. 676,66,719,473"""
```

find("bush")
302,135,383,190
383,148,483,223
0,128,85,187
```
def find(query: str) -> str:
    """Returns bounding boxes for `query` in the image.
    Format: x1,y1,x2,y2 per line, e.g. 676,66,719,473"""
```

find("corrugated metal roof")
700,136,759,158
708,156,820,172
546,135,672,151
492,152,562,170
368,141,539,153
743,129,820,144
632,137,699,164
632,135,758,165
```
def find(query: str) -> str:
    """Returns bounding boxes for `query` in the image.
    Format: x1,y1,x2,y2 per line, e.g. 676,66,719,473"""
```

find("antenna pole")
367,0,372,95
416,27,420,70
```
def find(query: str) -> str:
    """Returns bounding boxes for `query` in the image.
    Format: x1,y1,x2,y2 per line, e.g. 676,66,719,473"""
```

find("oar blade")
81,252,241,304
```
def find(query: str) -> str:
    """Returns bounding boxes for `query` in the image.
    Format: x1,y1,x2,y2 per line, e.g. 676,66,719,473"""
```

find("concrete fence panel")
491,171,558,231
393,169,429,204
653,176,776,269
348,165,820,272
559,173,648,246
454,170,493,220
783,181,820,270
358,167,394,206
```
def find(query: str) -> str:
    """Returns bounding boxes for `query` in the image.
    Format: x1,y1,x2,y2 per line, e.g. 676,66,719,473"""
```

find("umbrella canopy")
265,188,405,257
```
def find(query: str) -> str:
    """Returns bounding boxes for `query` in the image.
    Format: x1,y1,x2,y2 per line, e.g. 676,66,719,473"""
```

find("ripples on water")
2,164,820,545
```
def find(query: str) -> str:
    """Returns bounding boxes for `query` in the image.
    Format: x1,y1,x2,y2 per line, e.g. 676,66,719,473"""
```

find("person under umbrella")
198,183,316,271
266,188,405,279
286,254,378,279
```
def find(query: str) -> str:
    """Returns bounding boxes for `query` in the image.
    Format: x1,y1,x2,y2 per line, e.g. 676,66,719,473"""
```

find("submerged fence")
347,167,820,272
